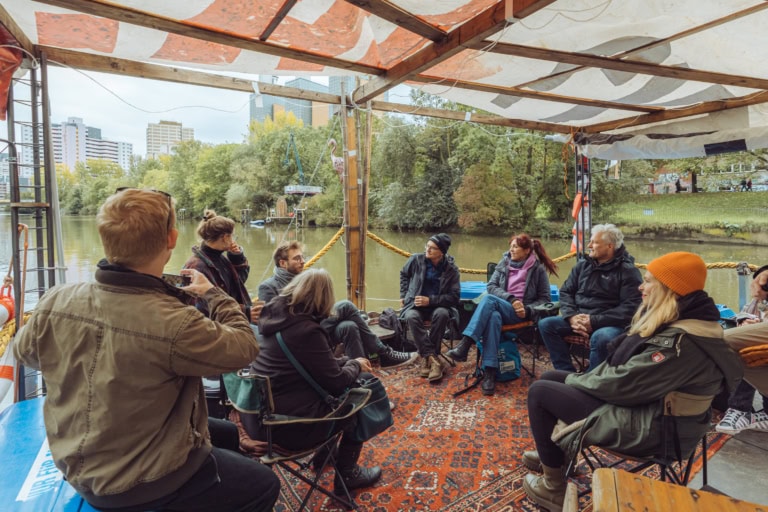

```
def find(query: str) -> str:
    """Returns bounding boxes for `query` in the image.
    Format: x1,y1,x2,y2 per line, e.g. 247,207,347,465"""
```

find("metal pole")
737,261,751,311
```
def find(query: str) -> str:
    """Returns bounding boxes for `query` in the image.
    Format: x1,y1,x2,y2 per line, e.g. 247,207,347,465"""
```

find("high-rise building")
45,117,133,171
250,76,333,127
146,120,194,159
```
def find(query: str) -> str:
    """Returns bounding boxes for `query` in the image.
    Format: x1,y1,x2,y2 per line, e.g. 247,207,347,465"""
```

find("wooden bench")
591,467,765,512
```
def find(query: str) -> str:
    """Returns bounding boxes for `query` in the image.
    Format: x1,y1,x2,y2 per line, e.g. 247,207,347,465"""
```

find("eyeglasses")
290,255,305,262
115,187,174,235
425,244,440,252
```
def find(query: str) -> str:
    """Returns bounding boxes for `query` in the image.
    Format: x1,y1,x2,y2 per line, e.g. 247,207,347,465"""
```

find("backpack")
378,307,410,351
496,332,522,382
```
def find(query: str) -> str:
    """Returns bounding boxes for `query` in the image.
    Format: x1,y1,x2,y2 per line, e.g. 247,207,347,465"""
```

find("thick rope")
304,227,345,269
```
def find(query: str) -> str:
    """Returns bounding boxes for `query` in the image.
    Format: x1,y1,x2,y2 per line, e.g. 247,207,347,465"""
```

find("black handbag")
348,376,393,443
275,332,394,442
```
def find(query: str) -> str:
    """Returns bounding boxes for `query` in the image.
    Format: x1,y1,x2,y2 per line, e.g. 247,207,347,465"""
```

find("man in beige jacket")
15,188,279,511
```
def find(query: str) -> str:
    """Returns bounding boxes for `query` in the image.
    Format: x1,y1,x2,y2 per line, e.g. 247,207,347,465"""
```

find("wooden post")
341,86,366,309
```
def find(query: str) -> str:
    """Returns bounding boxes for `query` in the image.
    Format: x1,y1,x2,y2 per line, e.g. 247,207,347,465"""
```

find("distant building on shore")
146,120,195,159
249,76,397,127
19,117,133,172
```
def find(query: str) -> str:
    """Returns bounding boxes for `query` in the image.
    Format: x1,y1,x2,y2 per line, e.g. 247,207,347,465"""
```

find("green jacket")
557,319,743,464
14,262,260,508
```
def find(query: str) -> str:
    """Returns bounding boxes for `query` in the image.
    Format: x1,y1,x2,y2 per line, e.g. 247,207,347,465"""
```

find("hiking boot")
419,356,431,378
481,367,496,396
333,465,383,495
522,464,566,512
447,336,474,362
379,347,418,368
522,450,542,472
716,408,751,434
748,410,768,433
427,355,444,382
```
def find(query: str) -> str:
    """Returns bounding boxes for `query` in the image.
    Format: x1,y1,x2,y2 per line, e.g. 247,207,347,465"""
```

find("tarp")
1,0,768,158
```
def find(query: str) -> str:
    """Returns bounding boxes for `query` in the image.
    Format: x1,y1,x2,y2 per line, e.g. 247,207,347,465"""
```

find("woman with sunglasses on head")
183,210,256,323
447,233,558,395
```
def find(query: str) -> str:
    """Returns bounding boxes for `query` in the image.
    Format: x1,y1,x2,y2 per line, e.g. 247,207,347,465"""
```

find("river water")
2,214,768,312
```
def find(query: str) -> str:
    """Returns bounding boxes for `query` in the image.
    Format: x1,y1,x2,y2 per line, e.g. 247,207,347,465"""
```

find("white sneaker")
715,408,751,434
747,410,768,433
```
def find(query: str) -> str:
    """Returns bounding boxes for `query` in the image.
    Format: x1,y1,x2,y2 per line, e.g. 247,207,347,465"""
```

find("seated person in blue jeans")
539,224,642,372
447,233,558,395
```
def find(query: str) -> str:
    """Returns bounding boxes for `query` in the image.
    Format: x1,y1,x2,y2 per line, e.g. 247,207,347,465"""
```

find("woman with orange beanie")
522,252,743,512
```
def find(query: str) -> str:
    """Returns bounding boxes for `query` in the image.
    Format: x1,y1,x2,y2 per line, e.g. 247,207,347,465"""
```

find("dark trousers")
527,370,605,468
729,378,768,412
403,307,450,357
97,419,280,512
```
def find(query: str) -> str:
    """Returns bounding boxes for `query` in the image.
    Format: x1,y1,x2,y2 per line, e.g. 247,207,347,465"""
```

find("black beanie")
429,233,451,254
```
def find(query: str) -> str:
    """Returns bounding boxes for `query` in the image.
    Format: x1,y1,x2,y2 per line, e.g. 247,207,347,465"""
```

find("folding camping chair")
224,370,371,511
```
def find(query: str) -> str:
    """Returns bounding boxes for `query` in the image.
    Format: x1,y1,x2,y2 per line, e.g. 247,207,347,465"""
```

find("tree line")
56,93,764,235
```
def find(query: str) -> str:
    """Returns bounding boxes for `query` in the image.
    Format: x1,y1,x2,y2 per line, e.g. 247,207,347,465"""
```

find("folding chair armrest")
500,320,534,333
263,388,372,427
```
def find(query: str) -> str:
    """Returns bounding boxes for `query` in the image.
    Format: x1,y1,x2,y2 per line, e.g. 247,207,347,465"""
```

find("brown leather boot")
419,356,431,378
427,355,444,382
522,450,542,472
522,464,566,512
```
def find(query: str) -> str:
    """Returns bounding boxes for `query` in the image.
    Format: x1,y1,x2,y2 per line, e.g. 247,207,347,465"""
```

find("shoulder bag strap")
275,331,337,406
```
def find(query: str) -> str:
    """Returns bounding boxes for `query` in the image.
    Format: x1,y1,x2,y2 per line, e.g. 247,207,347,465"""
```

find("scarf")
506,253,535,299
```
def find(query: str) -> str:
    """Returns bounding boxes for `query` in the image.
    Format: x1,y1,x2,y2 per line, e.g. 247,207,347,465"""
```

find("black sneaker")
379,348,418,368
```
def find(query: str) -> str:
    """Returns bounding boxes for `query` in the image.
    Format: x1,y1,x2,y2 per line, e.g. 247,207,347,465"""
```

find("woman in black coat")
242,269,383,494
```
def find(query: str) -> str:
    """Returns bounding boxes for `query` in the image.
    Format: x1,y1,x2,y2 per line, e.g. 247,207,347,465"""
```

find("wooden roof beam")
468,41,768,91
583,91,768,133
0,4,34,55
409,75,663,113
343,0,446,42
352,0,557,104
35,0,382,75
259,0,298,41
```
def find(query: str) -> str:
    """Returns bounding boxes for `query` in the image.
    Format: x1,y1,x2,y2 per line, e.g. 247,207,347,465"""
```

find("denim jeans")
462,294,525,369
538,316,623,372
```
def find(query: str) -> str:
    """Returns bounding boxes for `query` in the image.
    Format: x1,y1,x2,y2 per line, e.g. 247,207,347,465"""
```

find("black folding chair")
225,370,371,510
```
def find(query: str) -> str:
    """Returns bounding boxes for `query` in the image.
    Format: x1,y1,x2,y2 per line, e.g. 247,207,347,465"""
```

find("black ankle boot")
333,465,383,494
447,336,474,362
481,367,496,396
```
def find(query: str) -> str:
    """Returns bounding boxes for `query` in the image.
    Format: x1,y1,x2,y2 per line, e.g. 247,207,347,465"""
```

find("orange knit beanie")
647,252,707,296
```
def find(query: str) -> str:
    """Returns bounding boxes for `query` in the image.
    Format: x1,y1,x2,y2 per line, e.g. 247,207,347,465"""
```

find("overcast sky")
1,67,413,159
45,67,253,157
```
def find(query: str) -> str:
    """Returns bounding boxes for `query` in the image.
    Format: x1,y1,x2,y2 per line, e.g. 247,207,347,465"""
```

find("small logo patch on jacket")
651,351,666,363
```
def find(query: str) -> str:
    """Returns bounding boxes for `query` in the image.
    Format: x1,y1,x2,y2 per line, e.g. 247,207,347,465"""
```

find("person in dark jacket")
400,233,461,383
184,210,258,323
244,269,384,495
539,224,642,371
522,252,742,512
259,241,416,368
447,233,558,395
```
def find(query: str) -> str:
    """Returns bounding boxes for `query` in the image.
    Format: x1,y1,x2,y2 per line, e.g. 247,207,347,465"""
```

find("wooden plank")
0,4,34,54
41,46,256,92
410,74,662,113
592,468,620,511
469,41,768,91
35,0,382,75
583,90,768,133
353,0,557,103
258,0,298,41
344,0,446,41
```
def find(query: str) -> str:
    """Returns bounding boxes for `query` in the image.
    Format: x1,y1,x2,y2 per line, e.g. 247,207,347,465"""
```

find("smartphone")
162,273,191,288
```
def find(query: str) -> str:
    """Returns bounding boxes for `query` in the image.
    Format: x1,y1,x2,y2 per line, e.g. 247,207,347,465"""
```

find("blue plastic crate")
716,304,736,319
460,281,486,301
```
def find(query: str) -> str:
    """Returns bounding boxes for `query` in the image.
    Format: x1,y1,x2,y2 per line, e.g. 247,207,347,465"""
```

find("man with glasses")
15,188,279,512
400,233,461,382
258,241,416,368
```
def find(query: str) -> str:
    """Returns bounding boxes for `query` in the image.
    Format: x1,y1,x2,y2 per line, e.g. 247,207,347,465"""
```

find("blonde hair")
196,210,235,242
280,268,335,318
627,275,679,337
97,189,175,268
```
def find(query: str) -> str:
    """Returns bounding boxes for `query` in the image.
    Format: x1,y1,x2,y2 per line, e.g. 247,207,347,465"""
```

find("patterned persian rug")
268,351,728,511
